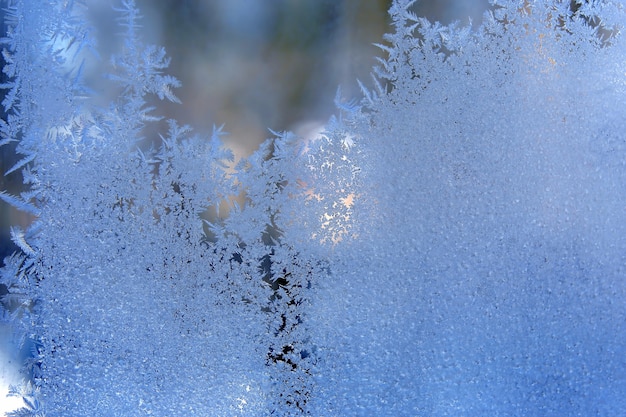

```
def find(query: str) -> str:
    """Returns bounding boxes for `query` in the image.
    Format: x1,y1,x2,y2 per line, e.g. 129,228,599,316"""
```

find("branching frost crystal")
1,0,625,415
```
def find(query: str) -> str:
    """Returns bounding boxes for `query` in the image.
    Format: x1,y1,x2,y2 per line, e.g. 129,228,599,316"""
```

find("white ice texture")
1,0,625,415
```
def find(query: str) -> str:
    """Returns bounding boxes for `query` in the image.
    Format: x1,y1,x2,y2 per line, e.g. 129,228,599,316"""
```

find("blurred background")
83,0,490,154
0,0,489,413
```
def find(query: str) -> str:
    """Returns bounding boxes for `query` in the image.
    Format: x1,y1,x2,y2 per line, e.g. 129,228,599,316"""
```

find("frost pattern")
1,0,626,416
